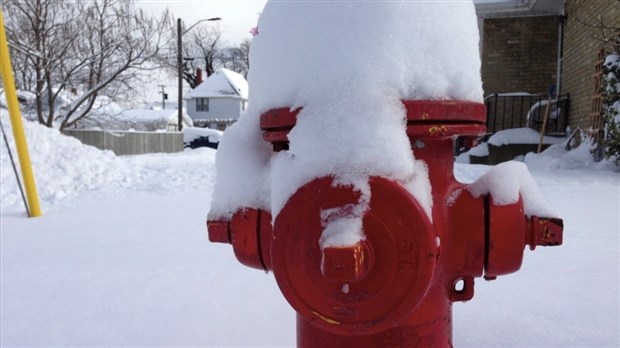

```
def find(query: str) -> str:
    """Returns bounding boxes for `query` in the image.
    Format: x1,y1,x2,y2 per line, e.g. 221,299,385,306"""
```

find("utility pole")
177,18,183,131
158,85,167,109
177,16,221,132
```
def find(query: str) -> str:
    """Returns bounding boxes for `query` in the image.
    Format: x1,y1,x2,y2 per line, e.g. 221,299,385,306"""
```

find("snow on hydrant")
206,1,563,347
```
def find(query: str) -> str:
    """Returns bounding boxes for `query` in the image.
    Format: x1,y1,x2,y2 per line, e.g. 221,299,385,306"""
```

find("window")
196,98,209,112
242,100,248,111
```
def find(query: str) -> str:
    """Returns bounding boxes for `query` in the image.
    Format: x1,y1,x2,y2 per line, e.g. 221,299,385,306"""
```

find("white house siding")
187,97,244,120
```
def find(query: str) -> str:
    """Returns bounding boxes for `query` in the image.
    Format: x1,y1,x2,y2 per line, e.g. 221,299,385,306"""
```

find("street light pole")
177,18,183,131
177,17,221,132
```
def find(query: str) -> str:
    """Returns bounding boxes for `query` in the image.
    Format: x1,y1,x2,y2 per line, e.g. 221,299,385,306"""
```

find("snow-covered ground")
1,1,618,344
1,113,619,347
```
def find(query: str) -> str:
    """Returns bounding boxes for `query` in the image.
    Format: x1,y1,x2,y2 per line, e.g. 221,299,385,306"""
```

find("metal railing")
484,93,569,136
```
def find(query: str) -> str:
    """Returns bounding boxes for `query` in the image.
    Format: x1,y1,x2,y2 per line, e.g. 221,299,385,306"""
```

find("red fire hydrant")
207,100,563,347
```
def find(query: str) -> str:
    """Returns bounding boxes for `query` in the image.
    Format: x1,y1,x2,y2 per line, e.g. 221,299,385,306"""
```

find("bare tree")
577,12,620,51
220,38,251,78
155,21,222,88
239,38,251,77
186,23,223,77
57,0,173,130
3,0,173,131
4,0,81,126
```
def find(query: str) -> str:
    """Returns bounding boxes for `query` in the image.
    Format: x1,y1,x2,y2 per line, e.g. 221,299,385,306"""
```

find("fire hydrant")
207,100,563,347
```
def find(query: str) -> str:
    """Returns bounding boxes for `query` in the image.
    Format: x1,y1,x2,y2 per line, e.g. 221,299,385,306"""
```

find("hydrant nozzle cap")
320,241,372,283
528,217,563,250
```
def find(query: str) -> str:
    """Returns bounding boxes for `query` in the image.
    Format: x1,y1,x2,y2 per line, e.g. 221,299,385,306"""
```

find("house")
185,68,249,129
476,0,619,136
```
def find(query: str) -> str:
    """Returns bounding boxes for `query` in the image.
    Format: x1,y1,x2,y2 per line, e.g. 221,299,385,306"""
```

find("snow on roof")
187,68,248,99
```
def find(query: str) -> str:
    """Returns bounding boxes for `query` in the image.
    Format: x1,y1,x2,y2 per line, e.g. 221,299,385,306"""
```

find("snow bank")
209,1,483,247
525,139,619,171
1,112,216,211
467,161,558,218
457,132,619,171
0,113,128,207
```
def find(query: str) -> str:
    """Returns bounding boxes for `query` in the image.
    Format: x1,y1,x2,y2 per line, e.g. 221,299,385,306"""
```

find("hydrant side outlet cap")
271,176,437,335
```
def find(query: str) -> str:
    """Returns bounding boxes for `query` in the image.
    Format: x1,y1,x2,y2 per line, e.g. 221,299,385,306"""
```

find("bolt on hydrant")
207,100,563,347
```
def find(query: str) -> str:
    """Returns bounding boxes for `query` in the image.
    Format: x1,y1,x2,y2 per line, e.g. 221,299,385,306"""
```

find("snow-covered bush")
602,46,620,165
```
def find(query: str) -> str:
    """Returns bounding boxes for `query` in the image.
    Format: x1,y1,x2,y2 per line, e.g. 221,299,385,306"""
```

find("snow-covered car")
183,127,223,149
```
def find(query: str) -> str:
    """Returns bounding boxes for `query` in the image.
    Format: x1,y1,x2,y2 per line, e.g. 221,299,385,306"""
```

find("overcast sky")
135,0,516,46
136,0,268,45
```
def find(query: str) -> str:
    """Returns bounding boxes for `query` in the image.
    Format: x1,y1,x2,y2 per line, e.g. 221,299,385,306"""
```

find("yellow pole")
0,9,42,217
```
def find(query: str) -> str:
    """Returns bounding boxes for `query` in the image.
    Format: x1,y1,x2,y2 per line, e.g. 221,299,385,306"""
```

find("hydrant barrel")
207,100,563,346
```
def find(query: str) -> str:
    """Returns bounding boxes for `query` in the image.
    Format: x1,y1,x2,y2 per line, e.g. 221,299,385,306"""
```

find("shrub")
601,42,620,165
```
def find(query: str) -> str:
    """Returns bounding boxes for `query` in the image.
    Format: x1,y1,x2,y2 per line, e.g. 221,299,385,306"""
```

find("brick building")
480,15,560,96
477,0,619,133
561,0,619,131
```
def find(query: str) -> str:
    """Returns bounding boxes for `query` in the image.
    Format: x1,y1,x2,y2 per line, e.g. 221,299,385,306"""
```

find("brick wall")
481,16,559,96
561,0,619,130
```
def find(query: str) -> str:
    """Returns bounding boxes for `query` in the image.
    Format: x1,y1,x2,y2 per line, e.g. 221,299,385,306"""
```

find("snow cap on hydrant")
209,0,483,243
207,1,562,346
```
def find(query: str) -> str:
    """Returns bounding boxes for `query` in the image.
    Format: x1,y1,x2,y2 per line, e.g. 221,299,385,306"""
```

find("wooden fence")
63,129,183,156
